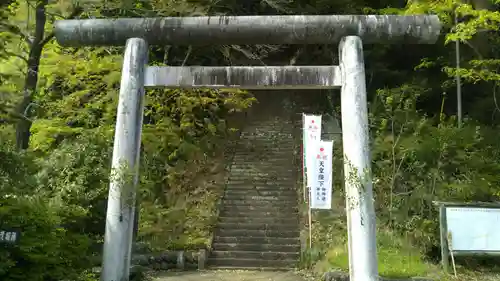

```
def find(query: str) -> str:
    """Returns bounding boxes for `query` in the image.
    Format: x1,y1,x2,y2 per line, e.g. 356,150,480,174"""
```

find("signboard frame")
0,228,21,245
436,201,500,272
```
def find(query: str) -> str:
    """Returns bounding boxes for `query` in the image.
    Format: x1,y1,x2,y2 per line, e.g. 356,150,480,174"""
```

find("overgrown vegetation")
0,0,254,279
300,1,500,279
1,0,500,279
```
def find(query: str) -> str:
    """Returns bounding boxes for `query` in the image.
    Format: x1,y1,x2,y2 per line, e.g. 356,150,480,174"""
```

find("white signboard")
446,207,500,252
0,230,20,244
309,140,333,209
302,114,322,187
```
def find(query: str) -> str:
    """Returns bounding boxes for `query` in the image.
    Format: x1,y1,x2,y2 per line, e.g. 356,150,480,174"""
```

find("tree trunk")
14,2,82,150
15,0,48,150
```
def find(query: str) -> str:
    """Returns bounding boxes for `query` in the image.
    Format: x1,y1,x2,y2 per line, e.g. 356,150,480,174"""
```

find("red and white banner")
302,114,322,188
309,140,333,209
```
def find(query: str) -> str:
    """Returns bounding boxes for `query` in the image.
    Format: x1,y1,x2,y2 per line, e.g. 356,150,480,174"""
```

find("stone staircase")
209,116,301,269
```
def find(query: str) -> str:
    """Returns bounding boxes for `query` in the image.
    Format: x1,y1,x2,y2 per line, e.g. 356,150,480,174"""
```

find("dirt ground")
152,270,311,281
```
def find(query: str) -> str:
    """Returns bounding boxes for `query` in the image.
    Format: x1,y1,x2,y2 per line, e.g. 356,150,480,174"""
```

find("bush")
0,136,100,281
0,196,95,281
34,131,112,237
370,85,500,254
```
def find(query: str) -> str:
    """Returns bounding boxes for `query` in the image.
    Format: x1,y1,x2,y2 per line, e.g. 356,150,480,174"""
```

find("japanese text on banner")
310,140,333,209
302,114,322,188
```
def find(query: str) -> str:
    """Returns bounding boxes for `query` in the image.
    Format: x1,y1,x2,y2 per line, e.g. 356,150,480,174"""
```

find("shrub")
0,196,95,281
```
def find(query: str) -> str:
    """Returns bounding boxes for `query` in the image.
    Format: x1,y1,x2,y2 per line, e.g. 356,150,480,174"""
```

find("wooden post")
309,191,313,249
439,204,450,272
302,113,307,203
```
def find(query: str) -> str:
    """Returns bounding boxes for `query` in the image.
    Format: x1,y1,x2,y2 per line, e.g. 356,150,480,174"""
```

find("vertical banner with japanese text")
302,114,322,188
310,140,333,209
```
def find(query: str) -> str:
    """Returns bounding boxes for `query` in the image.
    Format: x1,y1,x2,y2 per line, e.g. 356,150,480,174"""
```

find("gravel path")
153,270,309,281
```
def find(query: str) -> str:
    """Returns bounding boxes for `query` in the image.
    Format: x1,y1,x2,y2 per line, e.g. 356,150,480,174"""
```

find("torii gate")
54,15,441,281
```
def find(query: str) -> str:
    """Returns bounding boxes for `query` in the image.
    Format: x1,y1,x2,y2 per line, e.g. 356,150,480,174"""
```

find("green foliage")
0,196,94,281
308,82,500,277
35,131,113,235
311,217,438,279
298,2,500,277
1,0,256,260
0,143,37,195
370,83,500,252
0,138,99,281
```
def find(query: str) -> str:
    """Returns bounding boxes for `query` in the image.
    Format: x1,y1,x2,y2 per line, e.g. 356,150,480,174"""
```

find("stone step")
228,176,294,181
213,236,300,245
232,149,296,155
242,123,293,126
209,265,293,271
237,139,294,143
228,175,296,179
235,138,295,143
240,133,293,136
239,132,294,137
218,210,299,219
230,160,295,166
230,167,294,172
222,199,297,207
208,257,297,268
230,159,295,164
227,174,297,180
239,127,293,130
211,250,300,260
218,222,298,231
240,127,293,129
238,137,295,140
236,141,294,145
226,179,297,188
242,124,293,127
241,126,294,130
215,229,300,238
224,187,296,194
229,167,295,173
224,189,297,197
234,142,295,147
218,216,299,225
226,182,295,188
233,145,296,151
233,151,294,155
245,119,293,122
231,152,295,157
226,177,296,183
232,155,294,160
221,204,298,214
212,242,300,252
238,136,295,140
229,168,294,173
234,160,296,165
222,194,297,201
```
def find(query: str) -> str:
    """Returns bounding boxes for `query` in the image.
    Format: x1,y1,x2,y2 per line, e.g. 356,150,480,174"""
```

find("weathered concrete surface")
144,66,342,89
153,270,308,281
54,15,441,47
